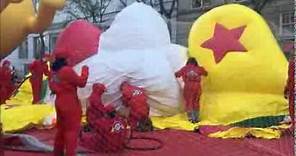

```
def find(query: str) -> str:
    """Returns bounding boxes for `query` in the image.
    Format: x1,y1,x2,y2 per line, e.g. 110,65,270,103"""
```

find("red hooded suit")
81,105,128,153
120,82,149,130
49,53,89,156
29,59,49,104
87,83,106,129
285,58,295,126
175,64,207,113
0,60,14,104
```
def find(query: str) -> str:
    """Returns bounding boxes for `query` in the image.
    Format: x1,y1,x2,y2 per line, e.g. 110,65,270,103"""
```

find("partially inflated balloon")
75,2,187,116
53,20,101,66
189,4,288,125
0,0,65,58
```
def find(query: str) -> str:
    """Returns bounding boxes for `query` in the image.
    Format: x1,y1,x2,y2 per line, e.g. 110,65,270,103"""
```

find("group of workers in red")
0,54,52,105
0,60,15,104
44,50,210,155
46,48,152,155
49,54,296,156
1,49,294,155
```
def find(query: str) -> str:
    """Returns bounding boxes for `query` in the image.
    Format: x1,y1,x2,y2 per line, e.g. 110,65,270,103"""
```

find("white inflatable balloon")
75,2,187,116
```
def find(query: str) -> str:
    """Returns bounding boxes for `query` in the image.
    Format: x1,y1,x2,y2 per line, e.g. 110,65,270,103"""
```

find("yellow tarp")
209,124,290,139
6,74,49,105
151,113,290,139
152,113,198,131
1,104,55,132
1,75,55,132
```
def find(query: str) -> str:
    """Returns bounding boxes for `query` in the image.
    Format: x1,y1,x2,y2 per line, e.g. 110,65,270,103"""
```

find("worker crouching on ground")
81,103,129,153
120,81,153,132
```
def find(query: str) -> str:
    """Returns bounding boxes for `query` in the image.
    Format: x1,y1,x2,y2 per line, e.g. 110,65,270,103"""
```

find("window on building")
18,40,28,59
192,0,211,8
280,12,295,36
49,33,59,52
281,39,294,59
23,64,29,75
33,37,42,59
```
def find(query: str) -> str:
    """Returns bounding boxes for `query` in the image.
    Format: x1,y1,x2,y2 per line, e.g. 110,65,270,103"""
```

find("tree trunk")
251,0,270,14
158,0,177,18
92,12,98,23
167,19,172,39
39,33,45,59
255,0,269,13
159,0,165,15
168,0,177,18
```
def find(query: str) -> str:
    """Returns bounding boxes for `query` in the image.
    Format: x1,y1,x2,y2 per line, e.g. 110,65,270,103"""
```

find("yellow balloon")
0,0,65,58
188,4,288,125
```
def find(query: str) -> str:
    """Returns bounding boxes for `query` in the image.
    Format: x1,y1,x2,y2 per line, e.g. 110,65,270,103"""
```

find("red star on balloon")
201,23,247,63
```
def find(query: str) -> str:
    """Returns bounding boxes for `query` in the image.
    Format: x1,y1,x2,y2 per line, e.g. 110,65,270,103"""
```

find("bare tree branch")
168,0,177,18
158,0,177,18
250,0,271,14
149,0,155,7
32,0,45,58
66,10,82,19
119,0,127,6
64,0,113,24
101,0,112,15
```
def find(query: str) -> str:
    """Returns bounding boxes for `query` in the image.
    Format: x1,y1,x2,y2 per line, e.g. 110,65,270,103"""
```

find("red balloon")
54,20,101,66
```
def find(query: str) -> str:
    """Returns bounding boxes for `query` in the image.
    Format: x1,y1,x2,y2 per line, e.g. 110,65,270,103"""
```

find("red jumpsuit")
29,59,49,104
0,61,14,104
285,58,295,126
175,64,207,112
87,83,106,128
81,115,128,152
49,65,88,156
121,82,149,130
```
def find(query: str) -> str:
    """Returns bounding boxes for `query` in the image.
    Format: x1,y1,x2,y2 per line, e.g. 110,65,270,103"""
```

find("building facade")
176,0,295,58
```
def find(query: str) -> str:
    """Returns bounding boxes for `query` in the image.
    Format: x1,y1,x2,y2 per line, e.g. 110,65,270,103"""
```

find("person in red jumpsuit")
0,60,14,104
175,57,208,123
49,51,89,156
120,82,152,131
86,83,106,129
29,56,50,104
81,105,128,153
285,56,295,128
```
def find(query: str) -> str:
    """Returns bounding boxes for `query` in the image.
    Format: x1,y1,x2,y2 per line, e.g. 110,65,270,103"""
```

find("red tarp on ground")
3,129,294,156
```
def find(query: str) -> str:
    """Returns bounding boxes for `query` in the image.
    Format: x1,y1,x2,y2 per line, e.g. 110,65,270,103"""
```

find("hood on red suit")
120,81,131,91
92,83,106,94
3,60,10,66
43,53,53,60
104,105,115,113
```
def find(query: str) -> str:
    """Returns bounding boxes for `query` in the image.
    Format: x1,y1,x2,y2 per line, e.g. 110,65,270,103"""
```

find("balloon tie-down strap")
1,133,93,154
124,126,164,151
2,131,164,154
2,133,53,153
